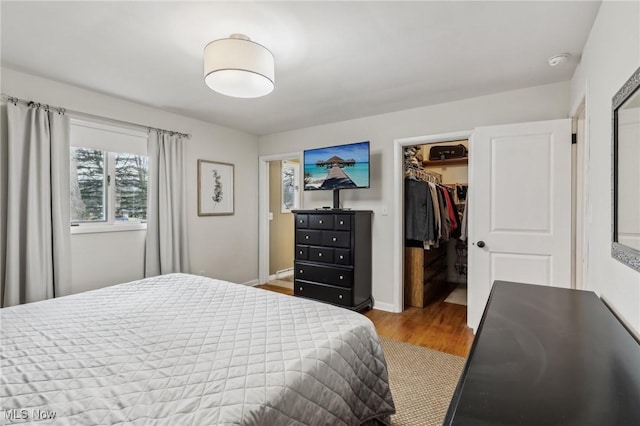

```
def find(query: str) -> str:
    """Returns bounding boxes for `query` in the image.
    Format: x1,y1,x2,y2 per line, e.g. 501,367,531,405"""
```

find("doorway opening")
403,139,470,332
258,152,303,286
393,131,472,314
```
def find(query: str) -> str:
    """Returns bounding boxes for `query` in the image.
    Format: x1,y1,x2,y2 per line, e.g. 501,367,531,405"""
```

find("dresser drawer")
335,215,351,231
296,229,321,245
322,231,351,248
308,246,334,263
308,214,334,230
295,244,309,260
295,262,352,287
295,214,308,228
334,249,351,265
295,280,353,307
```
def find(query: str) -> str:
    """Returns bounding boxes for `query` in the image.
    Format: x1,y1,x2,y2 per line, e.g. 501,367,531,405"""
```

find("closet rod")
405,165,442,184
0,93,191,139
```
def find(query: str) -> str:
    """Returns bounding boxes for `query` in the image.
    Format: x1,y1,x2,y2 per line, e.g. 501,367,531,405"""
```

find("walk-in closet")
404,141,469,311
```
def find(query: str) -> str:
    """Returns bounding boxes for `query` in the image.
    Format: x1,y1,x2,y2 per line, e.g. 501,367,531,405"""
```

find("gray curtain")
1,101,71,307
145,131,190,276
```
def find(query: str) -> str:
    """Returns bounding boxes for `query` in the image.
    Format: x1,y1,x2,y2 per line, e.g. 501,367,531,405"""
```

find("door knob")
477,240,486,248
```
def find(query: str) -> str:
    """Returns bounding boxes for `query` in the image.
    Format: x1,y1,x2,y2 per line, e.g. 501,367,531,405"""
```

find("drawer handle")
318,253,323,257
305,235,309,240
339,275,344,280
299,287,303,291
339,294,343,299
332,237,337,242
299,270,303,274
299,219,304,223
339,220,344,225
299,251,303,255
339,255,344,260
319,220,323,224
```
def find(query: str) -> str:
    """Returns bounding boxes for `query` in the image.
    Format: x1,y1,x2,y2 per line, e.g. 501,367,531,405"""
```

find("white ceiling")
1,1,601,136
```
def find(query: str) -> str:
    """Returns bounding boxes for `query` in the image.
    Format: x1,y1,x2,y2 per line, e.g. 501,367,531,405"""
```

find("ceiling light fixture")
547,53,570,67
203,34,274,98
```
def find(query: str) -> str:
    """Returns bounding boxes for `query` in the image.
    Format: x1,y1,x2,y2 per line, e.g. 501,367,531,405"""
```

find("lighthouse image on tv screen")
303,141,370,190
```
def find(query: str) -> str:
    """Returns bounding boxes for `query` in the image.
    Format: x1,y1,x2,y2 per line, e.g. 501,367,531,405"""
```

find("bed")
0,273,395,425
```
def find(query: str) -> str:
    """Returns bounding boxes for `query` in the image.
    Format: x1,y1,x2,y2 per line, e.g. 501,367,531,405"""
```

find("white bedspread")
1,274,395,425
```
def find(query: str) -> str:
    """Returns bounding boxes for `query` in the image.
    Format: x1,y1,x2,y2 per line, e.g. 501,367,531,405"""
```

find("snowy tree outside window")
69,119,148,227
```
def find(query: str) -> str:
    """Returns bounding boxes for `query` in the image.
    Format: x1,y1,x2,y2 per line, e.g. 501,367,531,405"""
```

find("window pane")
115,153,148,222
70,147,106,222
282,161,299,212
282,166,295,210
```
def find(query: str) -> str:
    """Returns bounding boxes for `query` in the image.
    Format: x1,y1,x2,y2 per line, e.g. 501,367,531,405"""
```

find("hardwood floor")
258,283,294,295
256,283,474,358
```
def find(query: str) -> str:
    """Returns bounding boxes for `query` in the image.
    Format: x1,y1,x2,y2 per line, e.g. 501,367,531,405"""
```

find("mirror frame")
612,66,640,271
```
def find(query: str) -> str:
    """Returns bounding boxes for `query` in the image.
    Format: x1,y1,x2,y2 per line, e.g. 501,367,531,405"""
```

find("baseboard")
269,269,294,282
241,279,260,287
373,300,395,312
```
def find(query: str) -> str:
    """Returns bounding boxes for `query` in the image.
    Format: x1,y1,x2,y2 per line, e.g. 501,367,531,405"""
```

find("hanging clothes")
427,182,442,240
435,185,450,240
456,184,468,202
404,160,468,249
440,186,456,232
405,178,436,243
460,195,469,241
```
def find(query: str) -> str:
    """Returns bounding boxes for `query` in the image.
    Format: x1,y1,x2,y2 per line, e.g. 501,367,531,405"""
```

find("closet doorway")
258,153,303,286
404,140,469,311
392,130,471,314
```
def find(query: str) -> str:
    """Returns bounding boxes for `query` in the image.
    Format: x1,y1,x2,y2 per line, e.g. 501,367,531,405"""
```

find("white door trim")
570,80,589,290
258,152,303,285
571,97,588,290
393,130,472,313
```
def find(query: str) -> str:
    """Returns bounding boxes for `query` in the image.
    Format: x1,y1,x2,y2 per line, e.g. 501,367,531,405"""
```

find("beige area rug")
444,285,467,306
380,337,466,426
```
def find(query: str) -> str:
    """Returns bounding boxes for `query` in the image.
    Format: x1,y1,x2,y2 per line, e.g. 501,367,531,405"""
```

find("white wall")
71,231,146,292
570,0,640,334
1,67,259,294
259,82,570,308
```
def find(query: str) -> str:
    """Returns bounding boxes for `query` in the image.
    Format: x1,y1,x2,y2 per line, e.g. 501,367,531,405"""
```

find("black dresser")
292,210,373,311
444,281,640,426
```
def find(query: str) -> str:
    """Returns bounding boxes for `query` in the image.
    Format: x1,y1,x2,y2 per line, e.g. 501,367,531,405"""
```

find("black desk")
444,281,640,426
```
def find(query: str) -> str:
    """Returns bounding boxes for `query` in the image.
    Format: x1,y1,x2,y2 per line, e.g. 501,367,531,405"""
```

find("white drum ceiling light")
204,34,275,98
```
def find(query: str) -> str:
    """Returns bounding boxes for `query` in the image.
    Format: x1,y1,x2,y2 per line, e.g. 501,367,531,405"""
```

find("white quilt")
1,274,395,425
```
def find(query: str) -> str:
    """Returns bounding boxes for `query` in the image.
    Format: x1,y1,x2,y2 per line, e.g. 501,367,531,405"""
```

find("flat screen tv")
303,141,370,209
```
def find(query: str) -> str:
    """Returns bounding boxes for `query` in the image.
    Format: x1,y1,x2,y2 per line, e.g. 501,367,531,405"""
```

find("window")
70,119,148,229
114,153,148,222
281,160,300,213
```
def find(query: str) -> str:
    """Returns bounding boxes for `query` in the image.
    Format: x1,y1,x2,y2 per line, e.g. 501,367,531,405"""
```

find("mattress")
1,273,395,425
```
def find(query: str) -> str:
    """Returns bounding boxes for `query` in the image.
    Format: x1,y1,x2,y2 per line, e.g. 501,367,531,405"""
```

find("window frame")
281,159,300,213
69,119,149,234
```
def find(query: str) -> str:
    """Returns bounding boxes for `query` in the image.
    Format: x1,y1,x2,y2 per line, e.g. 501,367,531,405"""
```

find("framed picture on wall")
198,160,234,216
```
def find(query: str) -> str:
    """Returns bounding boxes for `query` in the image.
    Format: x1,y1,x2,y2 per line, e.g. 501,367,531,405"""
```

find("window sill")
71,223,147,235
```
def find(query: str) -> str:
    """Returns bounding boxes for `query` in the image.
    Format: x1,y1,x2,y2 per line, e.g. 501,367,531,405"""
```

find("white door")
468,119,572,331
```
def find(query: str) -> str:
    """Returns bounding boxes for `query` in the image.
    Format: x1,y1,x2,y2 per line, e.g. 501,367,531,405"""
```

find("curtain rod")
0,94,191,139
